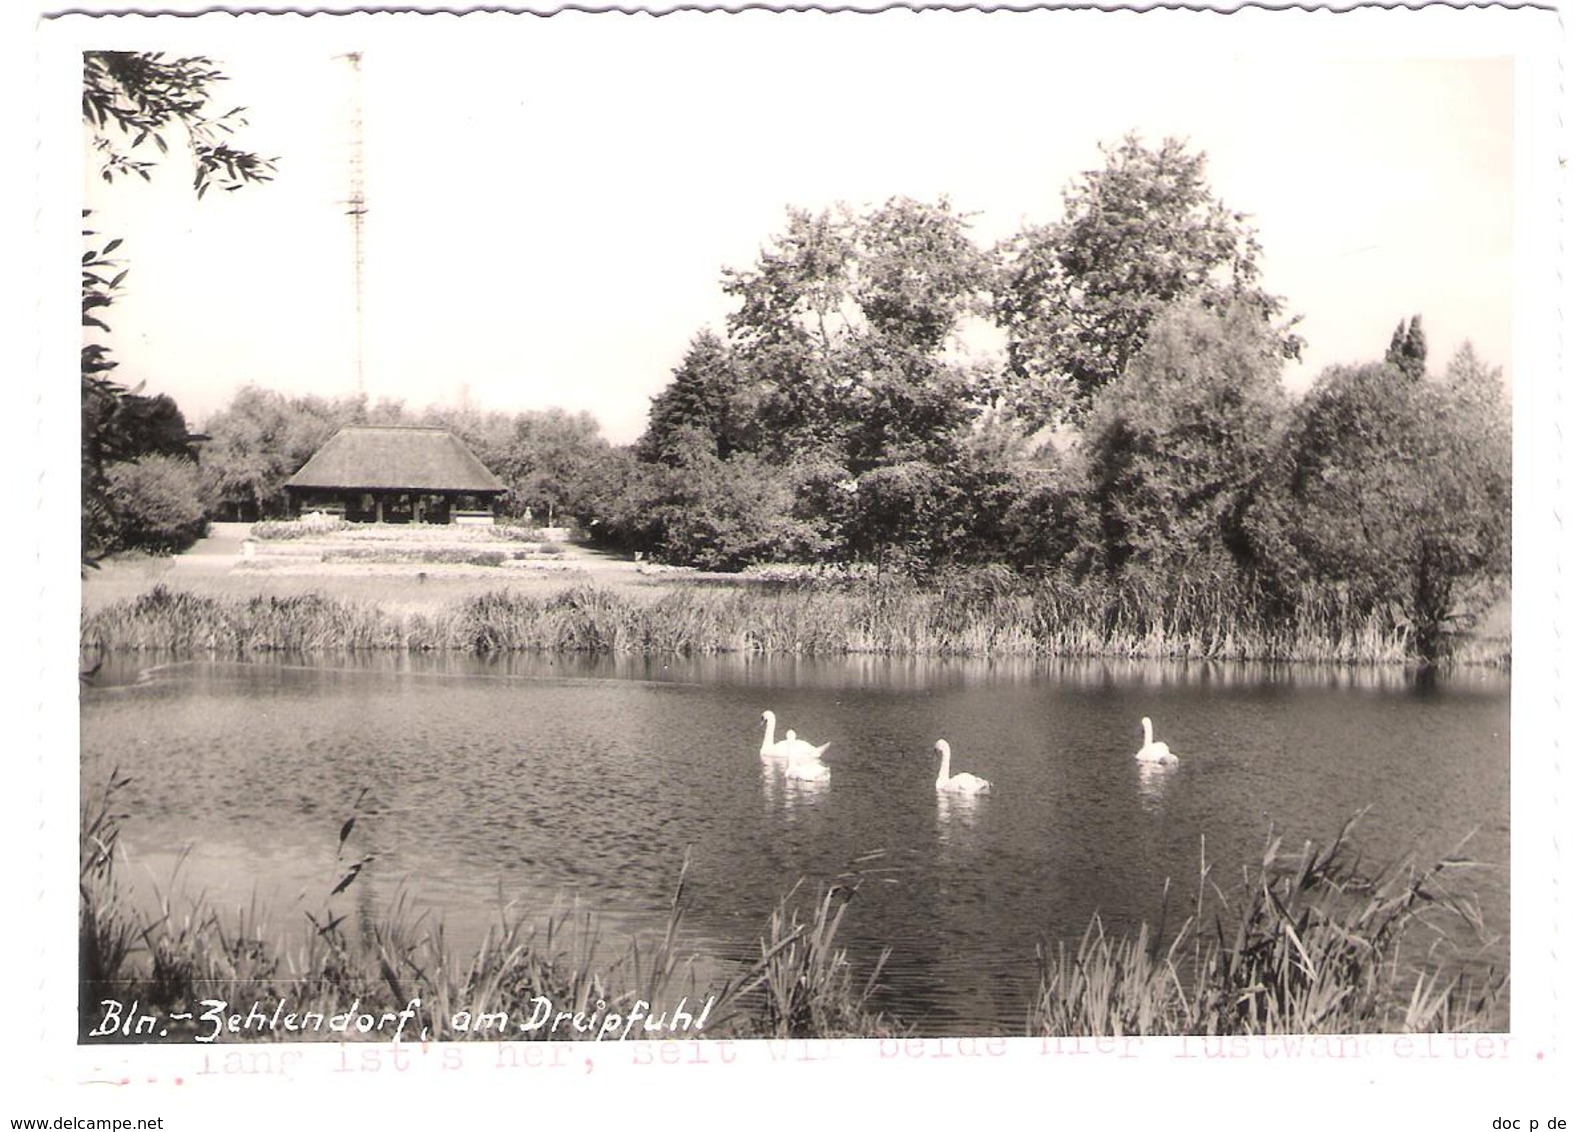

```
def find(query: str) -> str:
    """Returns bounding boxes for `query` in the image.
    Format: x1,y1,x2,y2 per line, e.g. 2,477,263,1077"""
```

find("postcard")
11,2,1570,1127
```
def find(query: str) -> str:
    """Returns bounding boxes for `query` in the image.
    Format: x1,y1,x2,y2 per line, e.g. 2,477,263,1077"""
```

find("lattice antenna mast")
340,51,368,397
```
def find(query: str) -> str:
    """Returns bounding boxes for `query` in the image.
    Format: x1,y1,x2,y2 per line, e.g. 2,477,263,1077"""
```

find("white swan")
933,740,991,795
1135,717,1179,765
760,711,829,762
782,729,831,763
760,710,795,759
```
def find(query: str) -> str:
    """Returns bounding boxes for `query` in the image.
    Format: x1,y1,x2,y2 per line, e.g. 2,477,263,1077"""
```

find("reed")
752,880,900,1039
84,570,1498,665
77,776,875,1041
83,780,1501,1040
1028,814,1506,1035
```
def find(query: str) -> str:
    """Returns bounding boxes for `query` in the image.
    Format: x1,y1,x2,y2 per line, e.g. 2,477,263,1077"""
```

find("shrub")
104,455,207,553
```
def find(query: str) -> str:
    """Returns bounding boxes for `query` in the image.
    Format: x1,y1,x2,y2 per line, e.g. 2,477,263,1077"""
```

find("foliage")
1386,313,1428,381
86,571,1435,664
756,882,898,1038
1076,299,1290,582
632,449,835,572
251,514,353,540
81,227,199,557
621,196,1003,574
493,408,619,526
996,134,1302,427
83,51,275,196
82,52,274,563
103,455,208,553
637,330,757,465
1248,340,1511,662
199,387,362,518
1029,814,1504,1035
721,196,993,473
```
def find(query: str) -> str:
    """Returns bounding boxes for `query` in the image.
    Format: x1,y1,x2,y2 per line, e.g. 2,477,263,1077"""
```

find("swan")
760,710,794,759
1135,717,1179,765
933,740,991,795
782,729,831,763
759,711,829,762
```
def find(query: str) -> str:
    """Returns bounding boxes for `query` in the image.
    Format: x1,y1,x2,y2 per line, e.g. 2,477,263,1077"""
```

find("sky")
73,13,1520,446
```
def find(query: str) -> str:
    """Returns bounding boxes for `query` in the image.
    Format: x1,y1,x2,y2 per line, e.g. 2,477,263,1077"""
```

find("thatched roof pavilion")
284,425,505,524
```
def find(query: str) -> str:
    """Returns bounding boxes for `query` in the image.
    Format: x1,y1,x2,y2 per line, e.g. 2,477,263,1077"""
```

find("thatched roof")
285,426,504,493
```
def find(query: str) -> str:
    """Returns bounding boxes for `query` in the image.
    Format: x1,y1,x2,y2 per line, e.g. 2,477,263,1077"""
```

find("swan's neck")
1142,718,1153,746
936,744,951,786
762,714,777,752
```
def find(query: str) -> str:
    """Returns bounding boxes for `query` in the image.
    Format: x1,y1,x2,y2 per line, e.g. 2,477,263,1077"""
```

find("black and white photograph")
9,1,1571,1125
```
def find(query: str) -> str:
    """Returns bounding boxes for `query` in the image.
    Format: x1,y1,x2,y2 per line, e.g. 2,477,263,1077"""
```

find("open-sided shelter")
283,425,505,524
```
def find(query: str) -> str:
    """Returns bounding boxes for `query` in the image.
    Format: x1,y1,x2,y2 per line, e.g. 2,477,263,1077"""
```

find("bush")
104,455,207,553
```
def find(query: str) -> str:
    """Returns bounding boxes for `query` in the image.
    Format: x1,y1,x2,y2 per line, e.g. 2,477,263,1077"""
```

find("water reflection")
934,789,987,829
81,651,1511,1034
88,649,1508,702
1135,761,1177,812
758,758,830,808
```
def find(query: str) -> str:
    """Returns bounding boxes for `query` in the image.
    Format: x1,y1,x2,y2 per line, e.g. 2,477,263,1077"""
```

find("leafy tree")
847,418,1039,577
637,447,833,571
104,454,208,553
495,409,619,527
845,461,948,577
637,331,757,465
81,52,275,558
199,387,361,518
623,196,999,571
1260,342,1510,662
1385,314,1428,381
722,196,992,473
1077,299,1290,582
996,134,1301,427
83,52,276,196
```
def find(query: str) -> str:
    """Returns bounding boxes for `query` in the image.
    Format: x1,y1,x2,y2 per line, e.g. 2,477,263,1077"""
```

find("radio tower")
340,51,368,397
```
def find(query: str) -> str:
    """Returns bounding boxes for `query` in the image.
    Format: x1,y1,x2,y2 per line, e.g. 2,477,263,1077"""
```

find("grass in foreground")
82,772,1504,1041
80,770,901,1042
1029,813,1506,1035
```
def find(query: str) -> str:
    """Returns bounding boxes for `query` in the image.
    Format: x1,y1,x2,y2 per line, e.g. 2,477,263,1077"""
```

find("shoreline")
81,574,1512,668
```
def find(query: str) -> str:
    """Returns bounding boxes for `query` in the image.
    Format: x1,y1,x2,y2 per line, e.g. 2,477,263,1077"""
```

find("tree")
637,331,756,465
1263,343,1510,662
496,409,619,527
995,134,1302,428
200,387,361,519
83,52,275,196
1385,314,1428,381
104,455,208,553
1077,299,1290,582
721,196,992,474
635,447,833,571
82,52,275,559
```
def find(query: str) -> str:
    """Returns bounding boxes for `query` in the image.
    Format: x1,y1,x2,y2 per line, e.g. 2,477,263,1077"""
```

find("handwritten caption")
90,995,715,1044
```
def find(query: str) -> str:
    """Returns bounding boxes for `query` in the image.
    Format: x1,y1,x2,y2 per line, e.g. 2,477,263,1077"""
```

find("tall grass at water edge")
82,571,1495,664
1029,812,1506,1035
83,771,1502,1040
79,770,899,1042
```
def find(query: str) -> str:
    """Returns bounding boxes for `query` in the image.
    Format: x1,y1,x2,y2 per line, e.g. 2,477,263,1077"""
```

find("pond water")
79,653,1511,1035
